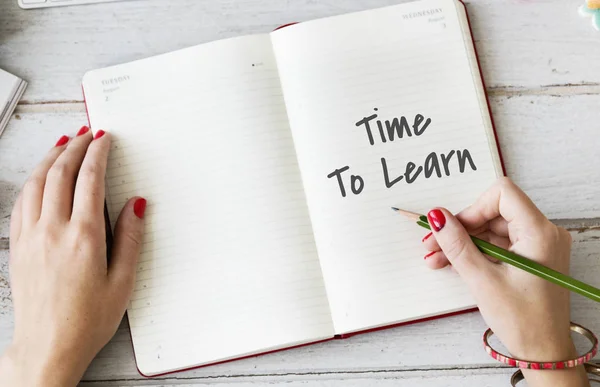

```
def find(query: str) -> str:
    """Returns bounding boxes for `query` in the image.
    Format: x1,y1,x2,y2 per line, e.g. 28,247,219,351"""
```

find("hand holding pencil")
407,178,590,387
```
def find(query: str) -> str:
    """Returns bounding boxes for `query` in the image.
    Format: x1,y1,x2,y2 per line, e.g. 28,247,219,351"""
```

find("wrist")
523,366,590,387
509,337,590,387
509,330,577,362
0,341,86,387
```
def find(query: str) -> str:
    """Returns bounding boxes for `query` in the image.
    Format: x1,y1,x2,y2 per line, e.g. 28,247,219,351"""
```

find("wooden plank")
0,0,599,104
1,230,599,382
1,1,598,385
492,94,600,219
0,249,12,354
78,369,516,386
2,93,600,242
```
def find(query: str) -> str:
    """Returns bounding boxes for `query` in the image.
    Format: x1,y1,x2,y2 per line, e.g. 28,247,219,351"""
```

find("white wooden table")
1,0,600,385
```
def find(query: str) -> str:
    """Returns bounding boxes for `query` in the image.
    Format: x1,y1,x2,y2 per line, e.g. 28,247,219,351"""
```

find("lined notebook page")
83,35,333,375
272,0,502,334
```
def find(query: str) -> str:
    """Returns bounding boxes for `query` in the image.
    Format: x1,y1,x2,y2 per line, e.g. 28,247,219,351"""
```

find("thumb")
108,196,147,295
427,208,494,282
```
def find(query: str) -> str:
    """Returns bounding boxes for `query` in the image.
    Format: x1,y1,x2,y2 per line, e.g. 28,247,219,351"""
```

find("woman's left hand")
0,126,146,387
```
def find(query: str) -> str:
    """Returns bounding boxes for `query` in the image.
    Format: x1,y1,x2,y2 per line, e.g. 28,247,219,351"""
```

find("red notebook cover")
82,0,506,377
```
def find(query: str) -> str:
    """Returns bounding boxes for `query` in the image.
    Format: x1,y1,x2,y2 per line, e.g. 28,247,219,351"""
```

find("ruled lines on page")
82,34,334,375
272,0,501,334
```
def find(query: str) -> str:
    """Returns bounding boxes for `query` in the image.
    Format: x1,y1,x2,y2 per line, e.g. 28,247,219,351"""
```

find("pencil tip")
390,207,423,221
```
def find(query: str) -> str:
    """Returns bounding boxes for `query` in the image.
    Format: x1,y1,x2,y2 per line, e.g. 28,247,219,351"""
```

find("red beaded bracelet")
483,322,598,370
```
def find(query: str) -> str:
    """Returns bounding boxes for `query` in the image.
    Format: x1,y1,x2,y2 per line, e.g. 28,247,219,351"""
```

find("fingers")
41,126,93,220
454,215,509,238
422,231,438,252
422,227,510,254
20,135,70,229
426,208,497,283
474,230,511,251
108,197,146,305
487,217,509,237
72,130,110,223
423,250,451,270
457,177,548,234
423,229,509,268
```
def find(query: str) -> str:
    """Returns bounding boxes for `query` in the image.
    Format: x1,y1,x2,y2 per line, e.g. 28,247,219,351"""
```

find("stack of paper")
0,68,27,137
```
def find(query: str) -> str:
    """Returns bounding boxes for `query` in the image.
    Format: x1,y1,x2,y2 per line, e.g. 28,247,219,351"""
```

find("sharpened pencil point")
390,207,423,222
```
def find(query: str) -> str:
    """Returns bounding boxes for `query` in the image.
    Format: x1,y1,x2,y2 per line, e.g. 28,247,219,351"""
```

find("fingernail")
427,209,446,232
133,198,147,219
55,135,69,147
93,130,106,140
76,126,90,136
424,251,435,260
422,232,432,242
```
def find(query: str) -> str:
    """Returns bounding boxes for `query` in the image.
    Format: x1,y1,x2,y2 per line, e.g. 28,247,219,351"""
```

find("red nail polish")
133,198,147,219
424,251,435,260
422,232,433,242
76,126,90,136
93,130,106,140
55,135,69,147
427,209,446,232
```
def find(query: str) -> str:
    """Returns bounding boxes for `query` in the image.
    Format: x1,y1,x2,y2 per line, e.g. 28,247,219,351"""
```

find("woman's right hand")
422,177,589,387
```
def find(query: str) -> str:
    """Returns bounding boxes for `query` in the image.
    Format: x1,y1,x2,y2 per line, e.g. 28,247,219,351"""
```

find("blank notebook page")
83,35,334,375
272,0,502,334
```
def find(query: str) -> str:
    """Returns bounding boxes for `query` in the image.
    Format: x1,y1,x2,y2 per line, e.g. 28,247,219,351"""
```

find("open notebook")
82,0,504,377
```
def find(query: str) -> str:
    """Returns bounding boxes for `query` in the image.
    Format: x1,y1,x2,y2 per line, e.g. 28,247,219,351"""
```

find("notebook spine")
458,0,507,177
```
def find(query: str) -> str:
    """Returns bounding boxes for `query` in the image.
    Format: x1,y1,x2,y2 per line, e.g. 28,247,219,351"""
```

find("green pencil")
391,207,600,303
